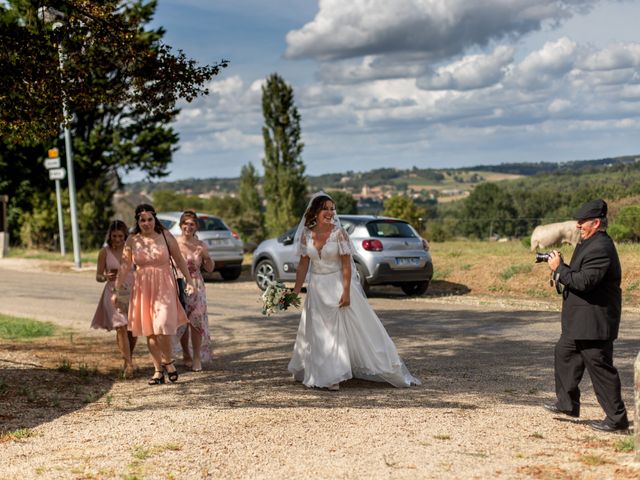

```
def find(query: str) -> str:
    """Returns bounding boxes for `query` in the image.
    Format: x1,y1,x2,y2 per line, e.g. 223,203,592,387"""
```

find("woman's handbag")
162,231,188,309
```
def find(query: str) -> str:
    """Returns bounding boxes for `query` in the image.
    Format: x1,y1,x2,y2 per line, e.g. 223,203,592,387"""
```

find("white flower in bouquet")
260,281,301,316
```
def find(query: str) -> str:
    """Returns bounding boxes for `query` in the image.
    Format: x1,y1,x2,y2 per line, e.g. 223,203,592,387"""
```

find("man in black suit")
543,199,629,433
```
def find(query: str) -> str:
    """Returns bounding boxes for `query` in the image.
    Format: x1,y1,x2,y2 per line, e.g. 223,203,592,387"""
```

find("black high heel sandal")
148,371,165,385
162,361,179,383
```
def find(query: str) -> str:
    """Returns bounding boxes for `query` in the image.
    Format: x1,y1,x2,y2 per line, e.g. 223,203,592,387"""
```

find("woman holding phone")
91,220,137,378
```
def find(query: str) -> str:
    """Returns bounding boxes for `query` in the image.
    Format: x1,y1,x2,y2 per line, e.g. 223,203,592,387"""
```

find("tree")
330,191,357,214
611,205,640,241
382,195,426,232
261,73,307,236
0,1,228,248
461,183,517,239
0,0,227,143
237,163,265,243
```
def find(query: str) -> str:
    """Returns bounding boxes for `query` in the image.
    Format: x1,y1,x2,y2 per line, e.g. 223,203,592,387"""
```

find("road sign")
49,167,66,180
44,157,61,169
48,148,59,159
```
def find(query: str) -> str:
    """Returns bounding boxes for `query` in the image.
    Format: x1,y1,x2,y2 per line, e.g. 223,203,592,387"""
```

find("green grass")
499,263,533,281
8,247,99,264
614,435,634,453
579,454,609,466
0,428,34,441
0,314,56,340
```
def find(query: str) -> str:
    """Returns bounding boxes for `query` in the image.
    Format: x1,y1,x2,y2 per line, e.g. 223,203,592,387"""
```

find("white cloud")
548,98,571,113
285,0,599,61
145,1,640,180
417,46,514,91
509,37,578,89
579,43,640,71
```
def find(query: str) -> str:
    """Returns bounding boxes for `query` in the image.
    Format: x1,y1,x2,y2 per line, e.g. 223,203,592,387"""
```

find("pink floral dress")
172,240,212,363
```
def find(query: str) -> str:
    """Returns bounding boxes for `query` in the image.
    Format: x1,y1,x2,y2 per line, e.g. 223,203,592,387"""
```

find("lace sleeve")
336,227,352,256
295,227,309,257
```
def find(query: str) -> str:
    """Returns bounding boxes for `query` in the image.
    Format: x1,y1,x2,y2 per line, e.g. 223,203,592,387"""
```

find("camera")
535,252,551,263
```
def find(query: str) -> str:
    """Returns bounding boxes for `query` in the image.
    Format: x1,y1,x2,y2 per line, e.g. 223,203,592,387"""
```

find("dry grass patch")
0,320,146,436
427,240,640,304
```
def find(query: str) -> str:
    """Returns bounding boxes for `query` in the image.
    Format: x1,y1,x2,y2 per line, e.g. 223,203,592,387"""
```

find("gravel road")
0,259,638,479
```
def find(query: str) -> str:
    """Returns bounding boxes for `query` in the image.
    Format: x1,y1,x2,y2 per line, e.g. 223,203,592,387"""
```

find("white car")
157,211,244,281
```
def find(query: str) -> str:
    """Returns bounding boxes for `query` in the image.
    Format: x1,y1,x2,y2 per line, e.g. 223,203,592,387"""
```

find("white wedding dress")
288,226,420,388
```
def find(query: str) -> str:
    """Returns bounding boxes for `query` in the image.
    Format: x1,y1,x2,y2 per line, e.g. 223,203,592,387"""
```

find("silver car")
251,215,433,296
157,211,244,281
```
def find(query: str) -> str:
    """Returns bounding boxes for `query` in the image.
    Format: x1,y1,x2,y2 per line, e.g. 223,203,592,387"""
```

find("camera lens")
535,252,551,263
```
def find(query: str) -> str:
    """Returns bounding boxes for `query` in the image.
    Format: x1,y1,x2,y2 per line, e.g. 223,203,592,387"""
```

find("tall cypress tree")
238,162,265,243
261,73,307,236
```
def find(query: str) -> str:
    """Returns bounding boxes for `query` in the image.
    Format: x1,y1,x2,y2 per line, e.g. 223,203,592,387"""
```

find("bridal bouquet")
260,281,301,316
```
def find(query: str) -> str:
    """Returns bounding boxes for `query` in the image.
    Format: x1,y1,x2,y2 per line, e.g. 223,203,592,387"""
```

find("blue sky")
135,0,640,182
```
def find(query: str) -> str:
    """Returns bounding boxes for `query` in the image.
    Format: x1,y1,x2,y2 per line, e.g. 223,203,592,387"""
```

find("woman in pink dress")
174,211,215,372
112,204,196,385
91,220,137,378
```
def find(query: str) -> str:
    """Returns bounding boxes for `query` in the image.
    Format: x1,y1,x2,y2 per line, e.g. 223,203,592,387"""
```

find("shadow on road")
113,306,637,414
0,336,117,435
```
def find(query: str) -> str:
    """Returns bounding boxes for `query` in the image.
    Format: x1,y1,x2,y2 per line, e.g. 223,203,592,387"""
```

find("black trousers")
554,335,628,427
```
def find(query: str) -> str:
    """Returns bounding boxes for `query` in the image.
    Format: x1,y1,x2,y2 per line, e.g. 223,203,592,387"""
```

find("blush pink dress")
127,233,188,336
91,247,132,331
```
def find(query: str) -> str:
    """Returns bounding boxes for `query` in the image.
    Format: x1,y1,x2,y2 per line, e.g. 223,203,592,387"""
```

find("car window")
159,219,175,229
198,217,228,232
341,220,355,234
278,227,297,244
365,220,416,238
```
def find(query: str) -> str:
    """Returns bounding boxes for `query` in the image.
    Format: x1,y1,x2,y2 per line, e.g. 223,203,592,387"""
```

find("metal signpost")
45,148,66,256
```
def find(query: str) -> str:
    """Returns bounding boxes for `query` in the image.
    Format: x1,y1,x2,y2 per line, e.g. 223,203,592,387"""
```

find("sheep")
530,220,581,251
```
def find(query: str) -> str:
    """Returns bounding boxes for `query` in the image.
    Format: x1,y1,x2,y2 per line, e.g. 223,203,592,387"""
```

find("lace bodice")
298,226,352,274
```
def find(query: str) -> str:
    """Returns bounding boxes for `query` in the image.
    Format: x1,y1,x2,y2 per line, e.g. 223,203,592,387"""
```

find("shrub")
608,224,634,243
612,205,640,241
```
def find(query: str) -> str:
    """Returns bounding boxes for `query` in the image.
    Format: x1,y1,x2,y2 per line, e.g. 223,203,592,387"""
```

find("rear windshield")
158,219,175,230
198,217,228,232
366,220,416,238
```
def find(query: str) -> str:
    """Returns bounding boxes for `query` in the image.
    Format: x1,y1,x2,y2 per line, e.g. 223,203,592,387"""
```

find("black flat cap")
574,199,607,220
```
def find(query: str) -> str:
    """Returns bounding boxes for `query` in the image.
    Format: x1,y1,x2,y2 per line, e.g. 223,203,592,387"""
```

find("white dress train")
287,226,420,388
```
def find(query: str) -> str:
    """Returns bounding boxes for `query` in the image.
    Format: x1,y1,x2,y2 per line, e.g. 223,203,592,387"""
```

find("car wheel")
401,281,429,296
255,259,276,290
220,266,242,281
355,263,371,296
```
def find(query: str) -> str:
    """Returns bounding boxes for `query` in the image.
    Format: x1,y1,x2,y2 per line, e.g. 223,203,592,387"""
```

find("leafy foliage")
610,205,640,242
461,183,518,239
0,0,228,248
237,163,265,243
261,73,307,237
330,191,357,214
0,0,228,143
146,190,244,235
382,196,427,233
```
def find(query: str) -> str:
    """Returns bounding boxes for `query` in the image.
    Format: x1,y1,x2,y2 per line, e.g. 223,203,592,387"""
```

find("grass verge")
0,314,57,340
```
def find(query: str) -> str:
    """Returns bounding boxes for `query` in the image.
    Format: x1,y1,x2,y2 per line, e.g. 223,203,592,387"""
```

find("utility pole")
38,7,81,267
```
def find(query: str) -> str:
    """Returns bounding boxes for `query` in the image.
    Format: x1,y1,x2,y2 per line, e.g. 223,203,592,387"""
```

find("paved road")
1,259,639,479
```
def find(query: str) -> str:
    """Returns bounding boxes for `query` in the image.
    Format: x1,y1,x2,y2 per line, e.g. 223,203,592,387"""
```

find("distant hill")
124,154,640,195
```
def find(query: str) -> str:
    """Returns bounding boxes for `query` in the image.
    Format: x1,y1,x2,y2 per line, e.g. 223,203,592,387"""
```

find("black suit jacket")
555,231,621,340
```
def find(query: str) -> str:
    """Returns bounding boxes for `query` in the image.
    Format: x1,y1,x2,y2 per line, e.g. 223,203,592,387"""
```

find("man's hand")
547,250,562,271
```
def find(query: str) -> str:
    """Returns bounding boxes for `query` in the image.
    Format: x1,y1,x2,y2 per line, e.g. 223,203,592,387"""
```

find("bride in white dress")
288,192,421,390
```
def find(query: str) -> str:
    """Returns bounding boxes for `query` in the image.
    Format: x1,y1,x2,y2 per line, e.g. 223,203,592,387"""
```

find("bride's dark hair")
304,195,334,229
